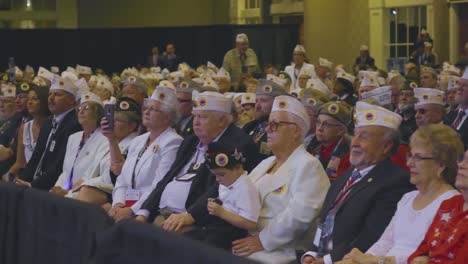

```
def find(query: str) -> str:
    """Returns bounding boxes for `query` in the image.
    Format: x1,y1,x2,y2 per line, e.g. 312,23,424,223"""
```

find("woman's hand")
231,235,264,257
162,213,195,232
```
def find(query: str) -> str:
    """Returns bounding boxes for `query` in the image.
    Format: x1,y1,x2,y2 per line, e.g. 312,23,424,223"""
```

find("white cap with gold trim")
414,88,445,106
193,91,232,113
355,101,402,130
271,95,310,133
81,92,103,106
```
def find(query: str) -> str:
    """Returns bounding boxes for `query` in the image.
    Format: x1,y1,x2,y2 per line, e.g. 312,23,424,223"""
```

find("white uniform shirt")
22,120,36,162
219,172,261,222
113,128,182,213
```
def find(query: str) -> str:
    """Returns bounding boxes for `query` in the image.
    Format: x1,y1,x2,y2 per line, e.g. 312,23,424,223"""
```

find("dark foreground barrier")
0,183,257,264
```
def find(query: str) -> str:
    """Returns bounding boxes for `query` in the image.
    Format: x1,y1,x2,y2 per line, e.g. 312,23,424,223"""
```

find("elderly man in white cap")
231,95,329,263
414,87,446,127
446,67,468,150
284,44,317,91
16,78,82,190
301,102,413,264
108,84,183,222
222,33,260,91
121,75,149,106
353,45,375,73
174,78,202,138
420,66,438,88
134,91,259,225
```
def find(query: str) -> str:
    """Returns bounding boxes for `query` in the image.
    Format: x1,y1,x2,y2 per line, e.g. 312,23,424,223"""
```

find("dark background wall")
0,24,299,74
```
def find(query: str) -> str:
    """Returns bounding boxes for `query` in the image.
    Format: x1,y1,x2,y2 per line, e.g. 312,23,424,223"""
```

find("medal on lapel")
153,144,159,153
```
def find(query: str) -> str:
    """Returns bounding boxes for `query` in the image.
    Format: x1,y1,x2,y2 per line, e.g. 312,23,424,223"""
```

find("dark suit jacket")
242,115,271,161
0,113,25,175
307,158,413,261
146,55,164,68
20,110,82,190
174,115,194,138
445,110,468,150
141,124,259,221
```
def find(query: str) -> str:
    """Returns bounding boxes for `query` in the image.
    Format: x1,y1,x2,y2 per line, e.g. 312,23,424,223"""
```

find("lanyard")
131,138,150,189
175,147,203,182
65,131,93,190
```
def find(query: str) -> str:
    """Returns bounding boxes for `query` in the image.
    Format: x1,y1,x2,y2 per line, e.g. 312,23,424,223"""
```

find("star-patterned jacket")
408,195,468,264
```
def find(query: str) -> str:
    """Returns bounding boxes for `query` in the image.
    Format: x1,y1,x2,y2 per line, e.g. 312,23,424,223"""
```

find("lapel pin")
368,178,373,183
153,144,159,153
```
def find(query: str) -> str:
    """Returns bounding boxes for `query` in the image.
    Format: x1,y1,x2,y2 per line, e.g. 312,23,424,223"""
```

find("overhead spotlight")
392,9,397,15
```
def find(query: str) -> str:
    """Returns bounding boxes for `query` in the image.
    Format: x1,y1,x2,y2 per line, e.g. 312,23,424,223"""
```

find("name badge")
125,189,140,207
49,140,56,152
313,228,322,247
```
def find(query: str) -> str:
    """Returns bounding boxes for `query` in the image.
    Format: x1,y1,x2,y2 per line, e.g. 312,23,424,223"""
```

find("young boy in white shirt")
185,142,261,250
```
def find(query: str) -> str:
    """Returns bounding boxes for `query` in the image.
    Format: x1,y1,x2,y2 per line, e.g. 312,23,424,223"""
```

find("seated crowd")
1,33,468,264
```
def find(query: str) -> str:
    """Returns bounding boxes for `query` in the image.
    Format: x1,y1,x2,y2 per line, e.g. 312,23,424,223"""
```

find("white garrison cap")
0,83,16,98
414,88,445,106
202,78,220,91
241,93,256,105
236,33,249,43
50,77,78,97
150,85,177,111
193,91,232,113
96,76,114,94
61,71,78,82
337,71,356,84
51,66,60,74
442,62,460,76
447,76,460,91
294,44,306,54
462,66,468,80
355,101,402,130
38,66,55,81
319,57,333,69
306,78,331,97
81,92,103,106
360,45,369,51
76,65,92,75
272,95,310,133
360,71,380,87
216,68,231,82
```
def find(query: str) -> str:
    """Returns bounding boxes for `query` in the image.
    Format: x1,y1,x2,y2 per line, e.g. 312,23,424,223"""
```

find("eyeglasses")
78,105,92,112
178,99,192,103
316,120,342,129
406,152,436,162
266,120,297,132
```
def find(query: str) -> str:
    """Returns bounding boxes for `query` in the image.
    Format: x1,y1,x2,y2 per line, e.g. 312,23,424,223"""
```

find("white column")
368,0,389,68
448,4,459,64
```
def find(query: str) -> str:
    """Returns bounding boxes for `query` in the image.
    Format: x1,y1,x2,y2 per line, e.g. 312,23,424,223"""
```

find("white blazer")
81,132,139,194
112,127,182,213
248,144,330,264
284,62,317,90
54,129,109,195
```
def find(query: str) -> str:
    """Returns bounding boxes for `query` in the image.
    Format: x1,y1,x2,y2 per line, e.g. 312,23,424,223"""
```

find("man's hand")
207,201,224,217
49,186,68,196
343,248,380,264
231,235,264,257
113,207,134,222
135,215,147,223
162,213,195,232
14,178,31,188
108,203,125,219
0,145,13,161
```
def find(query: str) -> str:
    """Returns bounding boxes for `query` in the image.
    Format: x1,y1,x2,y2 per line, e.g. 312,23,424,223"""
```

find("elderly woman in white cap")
232,95,330,264
108,84,183,222
49,92,109,197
